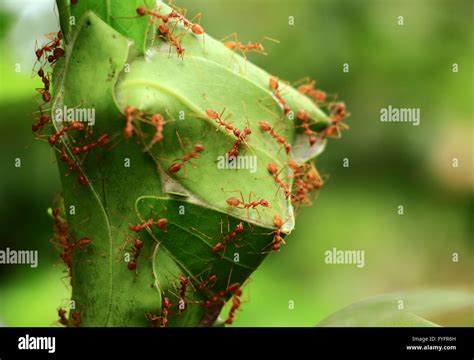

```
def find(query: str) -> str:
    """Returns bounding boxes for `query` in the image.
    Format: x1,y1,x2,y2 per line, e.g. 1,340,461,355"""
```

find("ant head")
158,24,169,35
136,7,147,16
124,105,136,116
236,222,244,233
151,113,164,123
258,121,272,131
194,143,205,153
77,175,88,186
227,282,240,293
191,24,204,35
134,239,144,249
156,218,168,230
233,129,241,137
163,297,172,308
212,243,225,253
284,143,292,154
269,77,279,91
260,199,270,207
267,162,278,175
243,128,252,135
297,110,309,122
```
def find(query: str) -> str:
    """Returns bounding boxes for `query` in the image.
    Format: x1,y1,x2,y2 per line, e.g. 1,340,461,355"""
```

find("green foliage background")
0,0,472,326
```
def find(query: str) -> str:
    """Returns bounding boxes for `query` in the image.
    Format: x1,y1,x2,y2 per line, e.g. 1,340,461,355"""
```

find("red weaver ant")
212,222,244,254
146,296,173,327
270,214,286,251
297,110,318,146
32,112,50,133
149,113,166,145
297,79,327,104
57,308,69,326
58,237,92,270
35,31,62,61
288,161,324,205
178,275,189,311
50,207,92,270
259,120,292,154
71,133,109,155
205,108,236,134
224,284,243,325
47,47,65,65
71,310,81,327
325,102,349,138
36,68,51,103
123,106,138,139
269,76,290,114
203,282,240,309
225,190,270,220
129,217,168,233
127,239,143,271
52,208,69,248
123,107,171,147
158,22,186,58
168,142,204,174
59,147,88,186
222,33,277,57
166,8,204,35
225,40,265,53
227,127,251,158
49,121,85,145
198,274,217,290
267,162,291,198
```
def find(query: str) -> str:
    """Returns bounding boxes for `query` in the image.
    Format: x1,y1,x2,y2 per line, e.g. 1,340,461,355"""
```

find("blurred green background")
0,0,472,327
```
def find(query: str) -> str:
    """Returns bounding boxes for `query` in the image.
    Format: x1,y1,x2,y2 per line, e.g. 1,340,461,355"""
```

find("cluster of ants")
32,34,114,186
45,2,349,327
125,211,245,326
145,274,243,327
135,5,204,58
51,207,91,275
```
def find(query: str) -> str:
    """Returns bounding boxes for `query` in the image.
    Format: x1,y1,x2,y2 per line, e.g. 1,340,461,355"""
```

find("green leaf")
50,1,336,327
135,197,276,326
116,52,296,228
316,290,474,327
51,12,164,326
